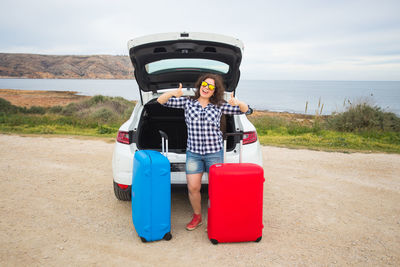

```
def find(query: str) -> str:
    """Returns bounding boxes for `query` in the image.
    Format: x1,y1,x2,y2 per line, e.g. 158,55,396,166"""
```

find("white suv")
112,32,263,200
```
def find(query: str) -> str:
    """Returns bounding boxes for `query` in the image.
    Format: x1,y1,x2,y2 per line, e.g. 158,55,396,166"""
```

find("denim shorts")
186,149,223,174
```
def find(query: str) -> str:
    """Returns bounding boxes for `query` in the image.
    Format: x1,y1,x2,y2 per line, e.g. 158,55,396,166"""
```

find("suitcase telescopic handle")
223,132,244,163
158,130,169,157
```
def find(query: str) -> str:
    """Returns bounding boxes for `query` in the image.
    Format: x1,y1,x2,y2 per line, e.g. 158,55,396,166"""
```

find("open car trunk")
136,99,237,153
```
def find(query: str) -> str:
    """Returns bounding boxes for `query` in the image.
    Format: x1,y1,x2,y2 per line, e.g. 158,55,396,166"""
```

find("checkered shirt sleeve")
164,96,189,109
220,102,244,115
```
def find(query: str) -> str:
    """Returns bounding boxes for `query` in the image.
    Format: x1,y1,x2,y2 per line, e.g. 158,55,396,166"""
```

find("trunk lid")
128,32,243,97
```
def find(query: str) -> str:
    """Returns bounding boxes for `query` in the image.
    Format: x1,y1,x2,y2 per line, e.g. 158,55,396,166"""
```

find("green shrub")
97,124,114,134
89,95,107,105
54,116,79,126
249,116,287,134
25,106,46,115
382,112,400,132
287,124,313,135
0,103,48,115
326,103,400,132
249,115,322,136
49,105,63,114
59,95,135,124
0,98,18,114
89,107,116,124
62,103,79,116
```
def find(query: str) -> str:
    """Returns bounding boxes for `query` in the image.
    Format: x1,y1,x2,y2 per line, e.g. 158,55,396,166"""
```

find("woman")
157,73,249,231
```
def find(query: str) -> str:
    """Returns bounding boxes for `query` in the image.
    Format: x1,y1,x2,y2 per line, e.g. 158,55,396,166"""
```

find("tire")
140,237,147,243
113,181,131,201
210,239,218,245
163,232,172,241
255,236,262,242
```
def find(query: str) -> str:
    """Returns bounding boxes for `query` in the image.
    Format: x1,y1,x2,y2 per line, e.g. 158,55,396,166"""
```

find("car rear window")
145,58,229,74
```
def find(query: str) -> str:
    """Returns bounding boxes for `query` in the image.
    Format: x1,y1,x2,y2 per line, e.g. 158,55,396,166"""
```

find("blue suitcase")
131,131,172,242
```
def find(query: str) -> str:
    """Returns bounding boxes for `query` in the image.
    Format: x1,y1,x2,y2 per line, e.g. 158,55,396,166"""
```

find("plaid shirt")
164,97,244,155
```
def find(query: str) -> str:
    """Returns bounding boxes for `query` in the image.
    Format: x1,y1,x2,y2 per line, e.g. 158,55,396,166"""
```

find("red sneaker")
186,214,202,231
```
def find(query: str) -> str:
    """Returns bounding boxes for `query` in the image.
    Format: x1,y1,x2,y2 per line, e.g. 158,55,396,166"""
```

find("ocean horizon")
1,78,399,115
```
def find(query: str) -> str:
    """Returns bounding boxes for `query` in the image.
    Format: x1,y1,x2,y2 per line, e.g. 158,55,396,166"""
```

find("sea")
1,78,399,115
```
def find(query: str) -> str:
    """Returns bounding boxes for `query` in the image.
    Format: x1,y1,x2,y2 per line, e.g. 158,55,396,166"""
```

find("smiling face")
199,78,216,99
193,73,225,106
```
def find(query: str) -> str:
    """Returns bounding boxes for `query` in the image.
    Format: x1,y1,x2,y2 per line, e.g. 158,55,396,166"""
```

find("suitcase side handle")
223,132,244,163
158,130,169,157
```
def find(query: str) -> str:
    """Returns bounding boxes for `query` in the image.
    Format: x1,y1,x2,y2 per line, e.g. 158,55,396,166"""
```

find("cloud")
0,0,399,80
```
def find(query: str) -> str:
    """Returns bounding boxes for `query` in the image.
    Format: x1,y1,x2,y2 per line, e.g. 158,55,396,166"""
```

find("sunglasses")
201,81,216,91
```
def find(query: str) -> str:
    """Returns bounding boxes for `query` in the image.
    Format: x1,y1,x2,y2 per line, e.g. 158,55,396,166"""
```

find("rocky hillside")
0,53,134,79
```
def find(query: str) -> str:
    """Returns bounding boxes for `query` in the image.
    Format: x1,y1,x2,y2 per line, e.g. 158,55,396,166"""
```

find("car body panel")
112,108,263,185
112,32,263,191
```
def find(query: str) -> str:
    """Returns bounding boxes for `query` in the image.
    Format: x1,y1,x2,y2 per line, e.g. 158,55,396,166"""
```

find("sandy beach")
0,134,399,266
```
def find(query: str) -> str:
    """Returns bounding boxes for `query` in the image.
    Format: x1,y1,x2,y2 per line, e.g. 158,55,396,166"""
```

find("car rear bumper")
112,142,210,185
112,140,262,186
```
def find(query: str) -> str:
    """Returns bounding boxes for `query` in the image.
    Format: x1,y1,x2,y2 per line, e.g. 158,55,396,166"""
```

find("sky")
1,0,399,80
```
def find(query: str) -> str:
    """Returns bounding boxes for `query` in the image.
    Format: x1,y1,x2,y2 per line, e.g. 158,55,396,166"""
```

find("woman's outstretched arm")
157,83,183,104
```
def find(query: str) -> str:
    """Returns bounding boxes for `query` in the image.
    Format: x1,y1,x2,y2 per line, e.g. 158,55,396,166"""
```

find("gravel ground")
0,134,399,266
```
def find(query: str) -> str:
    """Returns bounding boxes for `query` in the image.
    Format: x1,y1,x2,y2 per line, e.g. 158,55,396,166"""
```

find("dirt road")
0,134,399,266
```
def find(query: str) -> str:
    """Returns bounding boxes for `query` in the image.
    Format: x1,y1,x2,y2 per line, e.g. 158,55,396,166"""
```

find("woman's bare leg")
186,173,203,214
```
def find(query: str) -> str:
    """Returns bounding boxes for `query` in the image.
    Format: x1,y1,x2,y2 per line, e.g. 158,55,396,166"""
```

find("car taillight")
243,131,257,145
117,131,130,144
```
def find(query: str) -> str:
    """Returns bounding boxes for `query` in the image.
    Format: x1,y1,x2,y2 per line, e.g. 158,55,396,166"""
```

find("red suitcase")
207,132,264,244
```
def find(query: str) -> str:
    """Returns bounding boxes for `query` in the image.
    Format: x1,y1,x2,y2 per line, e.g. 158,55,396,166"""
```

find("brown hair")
191,73,225,106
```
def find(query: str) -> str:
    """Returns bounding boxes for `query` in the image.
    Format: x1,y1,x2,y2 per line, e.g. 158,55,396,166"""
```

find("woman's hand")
229,92,249,113
157,83,183,104
228,92,239,106
173,83,183,98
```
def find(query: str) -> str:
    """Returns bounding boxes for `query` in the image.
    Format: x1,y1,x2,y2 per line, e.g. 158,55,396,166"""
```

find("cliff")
0,53,134,79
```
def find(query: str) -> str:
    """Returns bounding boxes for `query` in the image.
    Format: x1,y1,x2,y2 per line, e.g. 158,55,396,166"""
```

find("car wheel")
113,181,131,201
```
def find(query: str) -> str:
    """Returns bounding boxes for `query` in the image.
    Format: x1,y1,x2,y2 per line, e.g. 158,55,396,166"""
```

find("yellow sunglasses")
201,81,216,91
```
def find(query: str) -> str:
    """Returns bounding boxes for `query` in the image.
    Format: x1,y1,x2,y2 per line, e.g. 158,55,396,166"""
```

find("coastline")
2,79,400,116
0,88,313,119
1,88,399,154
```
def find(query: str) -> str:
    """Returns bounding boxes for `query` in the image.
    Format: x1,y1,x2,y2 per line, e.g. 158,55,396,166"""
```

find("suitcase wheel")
210,239,218,245
140,237,148,243
163,232,172,241
255,236,262,242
